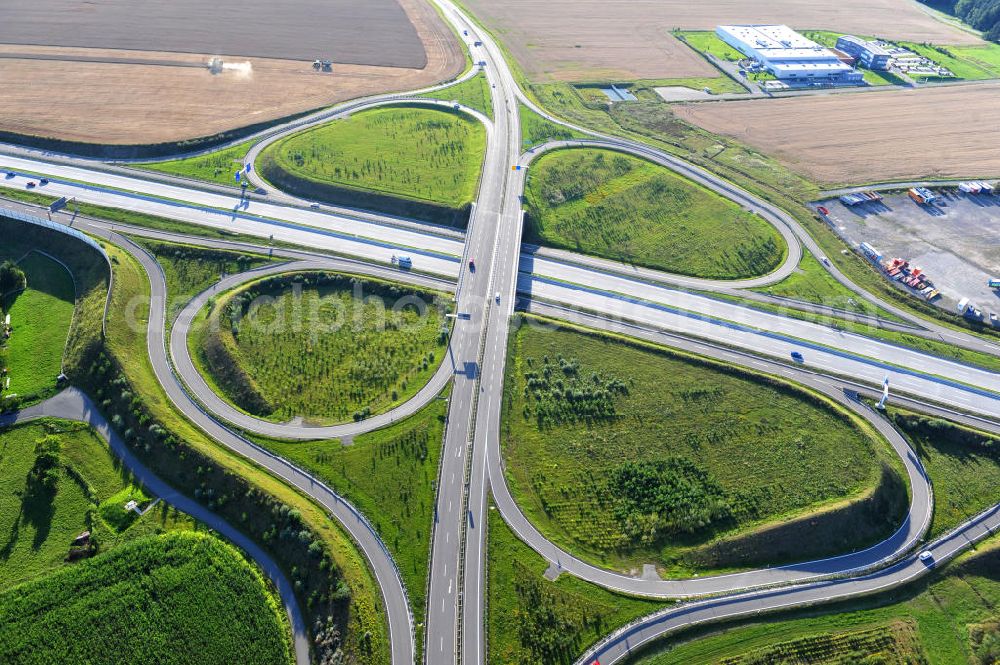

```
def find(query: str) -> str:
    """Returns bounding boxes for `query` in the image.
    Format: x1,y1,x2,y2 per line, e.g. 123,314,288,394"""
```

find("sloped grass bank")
259,105,486,226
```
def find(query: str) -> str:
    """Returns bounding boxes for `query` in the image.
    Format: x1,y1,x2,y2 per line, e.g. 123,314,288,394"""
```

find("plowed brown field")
0,0,463,146
462,0,980,82
672,84,1000,184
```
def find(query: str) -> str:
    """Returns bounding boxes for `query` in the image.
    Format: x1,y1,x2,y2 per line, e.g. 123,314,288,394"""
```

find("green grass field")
520,103,587,148
898,41,999,80
419,72,493,119
259,106,486,224
192,271,449,424
949,42,1000,76
754,253,896,316
489,505,666,665
0,531,292,665
252,387,449,656
1,251,76,402
886,409,1000,538
133,139,256,186
501,318,903,576
0,419,198,589
130,236,275,325
676,31,745,62
633,536,1000,665
524,147,786,279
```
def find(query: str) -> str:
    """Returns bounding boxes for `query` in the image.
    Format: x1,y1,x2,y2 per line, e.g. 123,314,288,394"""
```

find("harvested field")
0,0,463,146
462,0,980,82
0,0,424,67
673,84,1000,184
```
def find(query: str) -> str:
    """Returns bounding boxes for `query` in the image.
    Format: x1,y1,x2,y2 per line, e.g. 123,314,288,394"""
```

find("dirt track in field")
672,84,1000,184
462,0,981,82
0,0,464,145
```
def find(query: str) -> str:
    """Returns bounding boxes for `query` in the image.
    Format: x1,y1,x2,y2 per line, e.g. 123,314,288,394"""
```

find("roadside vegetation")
632,535,1000,665
489,505,665,665
0,218,107,410
259,106,486,226
519,103,587,148
524,148,786,279
885,409,1000,537
66,236,388,663
0,419,199,587
0,252,73,404
252,388,449,656
191,270,449,424
0,531,292,665
129,236,275,325
501,316,905,576
419,71,493,118
133,139,256,186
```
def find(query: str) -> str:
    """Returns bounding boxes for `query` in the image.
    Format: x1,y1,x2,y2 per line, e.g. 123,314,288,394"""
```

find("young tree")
0,260,26,299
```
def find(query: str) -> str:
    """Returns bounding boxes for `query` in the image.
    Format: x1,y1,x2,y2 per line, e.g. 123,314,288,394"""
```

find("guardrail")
574,496,1000,665
1,205,114,338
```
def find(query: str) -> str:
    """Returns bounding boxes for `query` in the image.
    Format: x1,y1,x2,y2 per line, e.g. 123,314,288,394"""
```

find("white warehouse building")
716,24,863,83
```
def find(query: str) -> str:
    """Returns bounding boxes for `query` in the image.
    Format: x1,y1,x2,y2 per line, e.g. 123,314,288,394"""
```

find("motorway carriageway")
523,273,1000,417
2,156,999,418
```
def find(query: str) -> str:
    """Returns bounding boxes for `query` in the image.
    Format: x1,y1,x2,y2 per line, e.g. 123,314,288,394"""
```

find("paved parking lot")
819,190,1000,316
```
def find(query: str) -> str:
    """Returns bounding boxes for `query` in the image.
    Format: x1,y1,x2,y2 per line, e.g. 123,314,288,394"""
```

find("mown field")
489,506,665,665
131,237,275,325
523,148,785,279
192,271,449,424
134,139,256,186
501,318,903,576
258,106,485,225
0,531,291,665
633,536,1000,665
254,387,448,656
0,251,75,403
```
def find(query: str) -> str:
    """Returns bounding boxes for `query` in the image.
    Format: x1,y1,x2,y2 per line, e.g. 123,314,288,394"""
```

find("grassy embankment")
488,505,666,665
0,531,292,665
0,419,198,587
129,236,276,326
0,252,74,405
189,271,450,424
502,317,907,577
633,536,1000,664
418,71,494,118
132,139,257,186
61,229,389,663
251,389,449,657
885,409,1000,538
258,106,486,226
525,147,786,279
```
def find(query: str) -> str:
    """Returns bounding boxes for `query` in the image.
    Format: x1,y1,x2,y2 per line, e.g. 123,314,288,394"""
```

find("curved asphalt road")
167,258,457,439
0,388,311,665
96,229,416,665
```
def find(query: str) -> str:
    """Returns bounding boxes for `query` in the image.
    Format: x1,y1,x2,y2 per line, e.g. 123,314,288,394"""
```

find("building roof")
837,34,892,57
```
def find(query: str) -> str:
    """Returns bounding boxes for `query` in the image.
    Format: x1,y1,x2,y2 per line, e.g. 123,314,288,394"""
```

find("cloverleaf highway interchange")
1,0,1000,664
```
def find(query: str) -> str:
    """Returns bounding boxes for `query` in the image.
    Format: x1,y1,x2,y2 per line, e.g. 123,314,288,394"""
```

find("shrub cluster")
609,458,732,545
76,348,351,664
521,354,628,428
